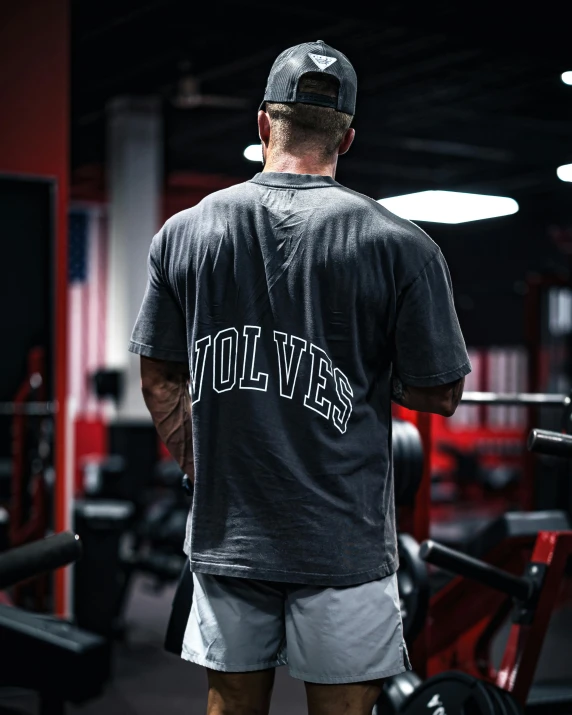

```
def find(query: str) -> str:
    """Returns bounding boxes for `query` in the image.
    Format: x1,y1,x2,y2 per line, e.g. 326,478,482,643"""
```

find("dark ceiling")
72,1,572,215
72,1,572,345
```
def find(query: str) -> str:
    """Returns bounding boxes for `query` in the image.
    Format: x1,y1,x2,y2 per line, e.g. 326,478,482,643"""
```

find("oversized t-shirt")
129,172,471,586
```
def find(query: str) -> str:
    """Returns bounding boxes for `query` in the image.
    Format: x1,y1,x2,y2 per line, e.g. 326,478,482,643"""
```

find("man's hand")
392,375,465,417
140,356,195,482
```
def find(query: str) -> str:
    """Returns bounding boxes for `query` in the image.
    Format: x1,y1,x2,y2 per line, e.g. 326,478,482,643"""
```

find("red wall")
0,2,69,176
0,0,69,613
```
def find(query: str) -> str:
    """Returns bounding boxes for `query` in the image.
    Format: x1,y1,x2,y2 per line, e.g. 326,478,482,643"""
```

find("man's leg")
304,679,384,715
182,574,286,713
206,668,276,715
285,574,407,714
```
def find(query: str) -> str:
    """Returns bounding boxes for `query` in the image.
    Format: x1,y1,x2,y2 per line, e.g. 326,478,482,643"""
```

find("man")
129,40,471,715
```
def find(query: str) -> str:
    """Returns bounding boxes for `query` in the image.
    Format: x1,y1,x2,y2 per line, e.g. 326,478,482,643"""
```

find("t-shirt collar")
249,172,339,189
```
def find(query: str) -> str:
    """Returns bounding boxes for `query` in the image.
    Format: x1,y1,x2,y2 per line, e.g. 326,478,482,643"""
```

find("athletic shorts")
181,571,411,684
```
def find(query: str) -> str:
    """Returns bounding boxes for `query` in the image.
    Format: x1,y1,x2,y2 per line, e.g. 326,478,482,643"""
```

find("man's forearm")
391,378,438,413
141,370,195,482
392,375,465,417
449,377,464,411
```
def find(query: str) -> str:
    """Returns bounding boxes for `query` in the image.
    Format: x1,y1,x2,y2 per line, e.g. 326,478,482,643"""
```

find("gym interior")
1,2,572,713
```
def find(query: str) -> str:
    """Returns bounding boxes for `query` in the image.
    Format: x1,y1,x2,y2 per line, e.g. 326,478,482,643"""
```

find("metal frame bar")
1,165,69,613
0,403,56,416
426,535,548,682
497,530,572,704
421,539,532,600
461,392,568,407
426,531,572,705
426,537,532,659
10,348,49,549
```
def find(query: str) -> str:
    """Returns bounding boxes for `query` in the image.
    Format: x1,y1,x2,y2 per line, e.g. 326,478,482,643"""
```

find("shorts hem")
181,648,286,672
288,661,408,684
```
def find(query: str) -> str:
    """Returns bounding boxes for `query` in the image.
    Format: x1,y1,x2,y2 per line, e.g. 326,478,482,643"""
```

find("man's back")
130,40,472,712
132,171,470,585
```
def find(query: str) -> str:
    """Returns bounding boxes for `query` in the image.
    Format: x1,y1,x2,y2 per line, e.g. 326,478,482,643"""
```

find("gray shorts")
181,571,411,684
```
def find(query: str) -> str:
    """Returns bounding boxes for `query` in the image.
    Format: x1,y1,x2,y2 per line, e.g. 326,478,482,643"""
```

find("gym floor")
78,575,308,715
1,570,572,714
76,570,572,715
0,574,308,715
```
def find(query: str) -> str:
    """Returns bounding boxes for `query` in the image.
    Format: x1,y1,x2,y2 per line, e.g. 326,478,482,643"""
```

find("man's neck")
262,150,338,179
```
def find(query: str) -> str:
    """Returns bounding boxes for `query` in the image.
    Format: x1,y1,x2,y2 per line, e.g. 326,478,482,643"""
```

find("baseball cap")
260,40,357,116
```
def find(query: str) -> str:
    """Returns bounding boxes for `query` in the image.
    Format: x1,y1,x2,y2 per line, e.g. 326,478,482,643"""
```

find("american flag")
68,207,108,417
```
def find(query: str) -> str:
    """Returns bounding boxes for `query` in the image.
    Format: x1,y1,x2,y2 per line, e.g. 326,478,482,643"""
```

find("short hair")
266,73,353,159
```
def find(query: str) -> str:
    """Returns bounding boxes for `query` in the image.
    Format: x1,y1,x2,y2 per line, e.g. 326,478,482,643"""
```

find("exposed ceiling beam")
168,113,251,149
363,135,514,162
78,0,177,43
341,157,459,183
361,49,482,93
196,19,362,83
457,170,552,194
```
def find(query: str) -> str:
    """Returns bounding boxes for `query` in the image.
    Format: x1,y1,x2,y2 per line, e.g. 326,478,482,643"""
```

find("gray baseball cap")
260,40,357,115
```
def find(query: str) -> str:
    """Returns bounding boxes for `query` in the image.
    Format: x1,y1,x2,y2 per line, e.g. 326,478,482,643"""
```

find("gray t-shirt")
129,172,471,586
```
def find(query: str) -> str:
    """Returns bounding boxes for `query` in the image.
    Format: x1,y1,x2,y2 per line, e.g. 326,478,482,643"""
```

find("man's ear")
338,127,355,156
258,110,271,147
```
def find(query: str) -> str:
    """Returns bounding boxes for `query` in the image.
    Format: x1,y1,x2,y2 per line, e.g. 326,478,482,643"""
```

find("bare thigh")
206,668,276,715
305,679,384,715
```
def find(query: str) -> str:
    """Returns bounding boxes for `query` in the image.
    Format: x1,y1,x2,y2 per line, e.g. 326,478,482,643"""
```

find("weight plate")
481,681,509,715
374,671,422,715
393,419,424,506
397,533,429,645
497,687,524,715
399,671,496,715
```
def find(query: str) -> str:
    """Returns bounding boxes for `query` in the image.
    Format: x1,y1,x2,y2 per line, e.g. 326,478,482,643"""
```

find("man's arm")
392,375,465,417
140,355,195,483
391,247,471,415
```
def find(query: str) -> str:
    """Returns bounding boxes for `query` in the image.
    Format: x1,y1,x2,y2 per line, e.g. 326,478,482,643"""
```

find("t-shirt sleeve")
128,231,188,363
393,250,471,387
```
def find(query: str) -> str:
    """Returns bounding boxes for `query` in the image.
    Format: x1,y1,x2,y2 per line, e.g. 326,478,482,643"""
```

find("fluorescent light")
377,190,519,224
561,71,572,86
244,144,263,162
557,163,572,182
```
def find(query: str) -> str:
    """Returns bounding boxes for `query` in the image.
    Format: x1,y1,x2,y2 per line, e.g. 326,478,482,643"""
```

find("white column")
106,97,162,419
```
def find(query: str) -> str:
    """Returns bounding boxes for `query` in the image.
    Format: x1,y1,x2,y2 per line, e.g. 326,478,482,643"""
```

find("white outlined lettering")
332,367,354,433
240,325,269,391
213,328,238,393
274,331,307,399
193,326,354,433
190,335,212,403
304,344,333,420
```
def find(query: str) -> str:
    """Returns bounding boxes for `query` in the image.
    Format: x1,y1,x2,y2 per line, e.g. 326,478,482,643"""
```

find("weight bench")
423,530,572,713
0,604,110,714
467,510,571,559
0,533,110,714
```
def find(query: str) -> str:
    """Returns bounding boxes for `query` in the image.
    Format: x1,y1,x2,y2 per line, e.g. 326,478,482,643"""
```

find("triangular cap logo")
308,53,337,70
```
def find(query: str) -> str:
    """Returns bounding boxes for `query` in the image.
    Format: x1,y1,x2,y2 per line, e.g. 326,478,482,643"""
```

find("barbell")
461,391,567,407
